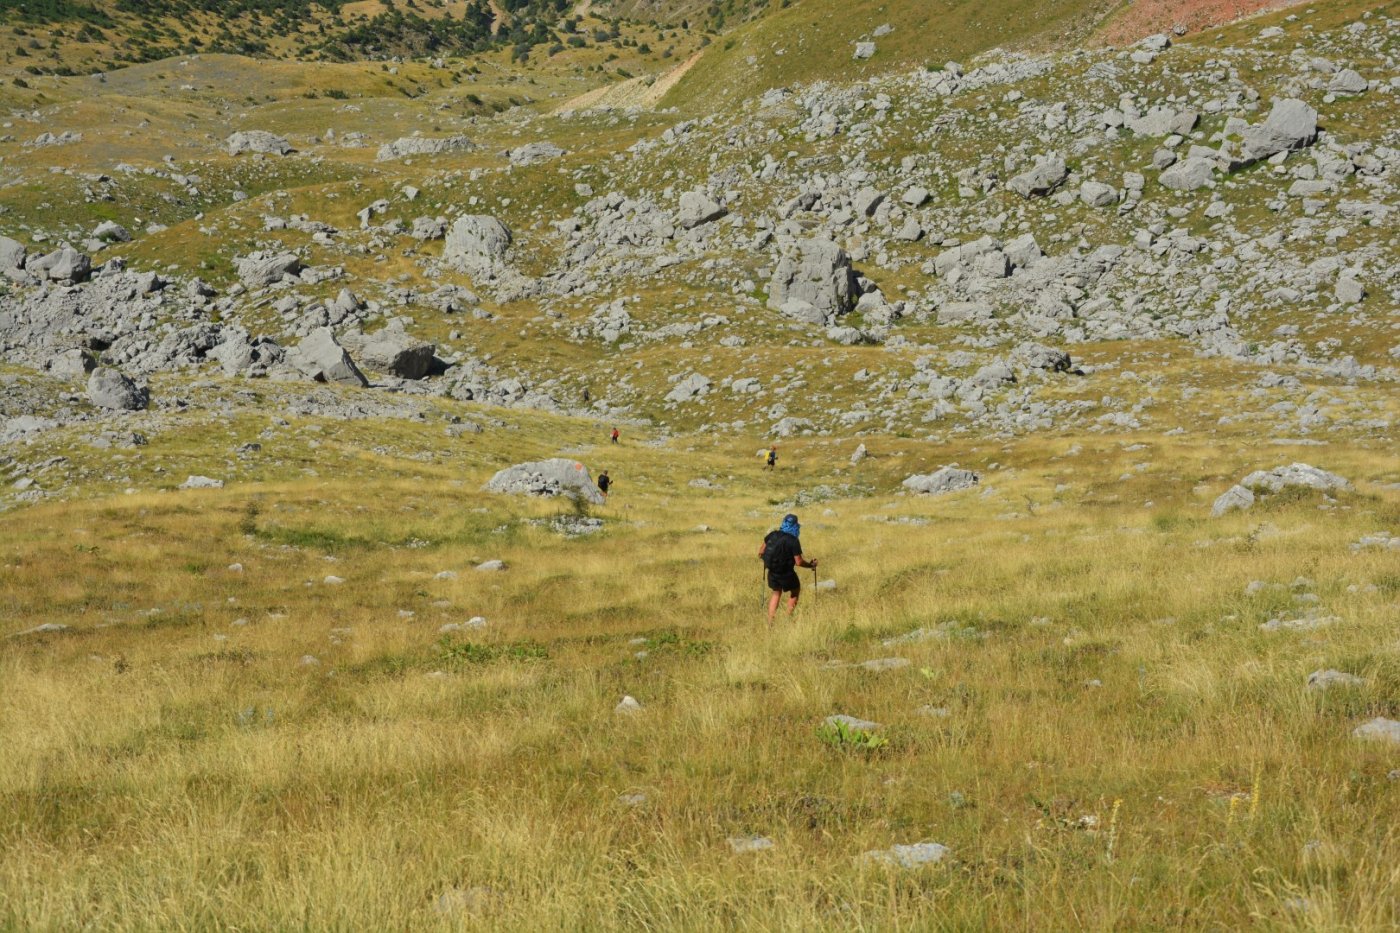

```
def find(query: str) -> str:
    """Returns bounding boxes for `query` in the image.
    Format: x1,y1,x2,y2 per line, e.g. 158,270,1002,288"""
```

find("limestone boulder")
767,237,855,325
234,251,302,288
1160,157,1215,191
377,136,474,161
1241,463,1349,494
444,215,512,280
676,191,726,230
902,467,979,495
1211,485,1255,516
357,321,435,380
485,458,606,505
1008,157,1067,198
226,131,292,156
290,328,368,387
1240,98,1318,164
28,246,92,284
87,367,148,410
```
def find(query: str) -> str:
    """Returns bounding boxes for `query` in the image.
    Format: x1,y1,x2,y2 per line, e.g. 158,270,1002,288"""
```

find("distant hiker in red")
758,513,817,623
610,427,620,444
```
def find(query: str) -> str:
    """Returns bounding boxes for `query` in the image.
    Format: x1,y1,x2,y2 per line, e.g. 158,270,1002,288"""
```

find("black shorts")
768,571,800,594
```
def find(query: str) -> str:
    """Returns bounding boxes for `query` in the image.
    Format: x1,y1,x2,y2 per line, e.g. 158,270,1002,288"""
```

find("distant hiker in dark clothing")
611,427,620,444
758,513,817,623
598,471,611,497
765,446,777,471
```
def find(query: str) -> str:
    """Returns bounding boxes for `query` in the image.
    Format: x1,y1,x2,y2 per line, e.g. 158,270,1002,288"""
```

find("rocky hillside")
0,0,667,73
0,0,1396,506
1,3,1398,927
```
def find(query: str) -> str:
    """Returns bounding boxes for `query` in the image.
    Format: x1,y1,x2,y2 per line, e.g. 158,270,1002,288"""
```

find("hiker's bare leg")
767,590,782,623
787,594,800,616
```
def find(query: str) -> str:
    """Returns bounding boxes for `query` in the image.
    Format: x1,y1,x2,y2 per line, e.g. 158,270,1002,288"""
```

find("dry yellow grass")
1,407,1397,929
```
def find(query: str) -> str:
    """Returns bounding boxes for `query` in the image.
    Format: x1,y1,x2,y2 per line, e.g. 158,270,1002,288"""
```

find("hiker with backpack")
758,513,818,623
597,470,611,498
765,445,778,471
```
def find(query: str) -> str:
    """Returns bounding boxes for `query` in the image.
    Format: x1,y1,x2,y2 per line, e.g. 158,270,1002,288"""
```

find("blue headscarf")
780,514,800,538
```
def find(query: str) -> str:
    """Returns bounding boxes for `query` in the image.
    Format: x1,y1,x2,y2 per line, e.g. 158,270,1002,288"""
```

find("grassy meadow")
2,403,1398,930
1,0,1398,926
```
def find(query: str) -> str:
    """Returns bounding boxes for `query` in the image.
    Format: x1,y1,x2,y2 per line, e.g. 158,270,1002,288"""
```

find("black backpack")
763,531,797,573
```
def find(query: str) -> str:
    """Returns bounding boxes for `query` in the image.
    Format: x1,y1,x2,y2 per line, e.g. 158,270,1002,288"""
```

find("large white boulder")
1240,98,1318,164
485,459,606,505
234,251,302,288
226,131,292,156
1008,157,1067,198
87,368,148,410
676,191,726,230
1240,463,1349,494
1160,157,1215,191
377,135,474,161
290,328,368,387
355,321,435,380
902,467,979,495
444,215,512,280
767,237,856,325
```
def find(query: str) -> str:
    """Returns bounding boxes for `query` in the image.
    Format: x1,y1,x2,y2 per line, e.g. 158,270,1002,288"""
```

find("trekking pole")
811,564,818,603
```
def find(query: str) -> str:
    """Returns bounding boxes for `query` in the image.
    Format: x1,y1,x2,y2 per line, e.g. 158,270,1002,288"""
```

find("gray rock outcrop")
290,328,368,387
1352,718,1400,745
87,367,148,410
92,221,131,244
212,329,284,377
0,235,26,273
28,247,91,284
46,347,98,379
1160,157,1215,191
444,215,512,279
1240,98,1318,164
1308,670,1363,690
1328,69,1368,94
506,142,565,165
1215,463,1350,516
1125,106,1197,137
1014,343,1073,372
863,842,949,868
234,251,302,288
377,136,474,161
767,237,856,325
410,217,447,241
356,321,435,380
1241,463,1349,494
226,131,292,156
824,714,879,732
1211,485,1255,516
485,458,606,505
676,191,726,230
665,372,712,402
902,467,979,495
1079,181,1118,207
1008,157,1067,198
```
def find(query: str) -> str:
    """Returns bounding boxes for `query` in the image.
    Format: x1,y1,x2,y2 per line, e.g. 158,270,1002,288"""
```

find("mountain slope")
0,0,607,73
662,0,1118,109
1,0,1399,928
